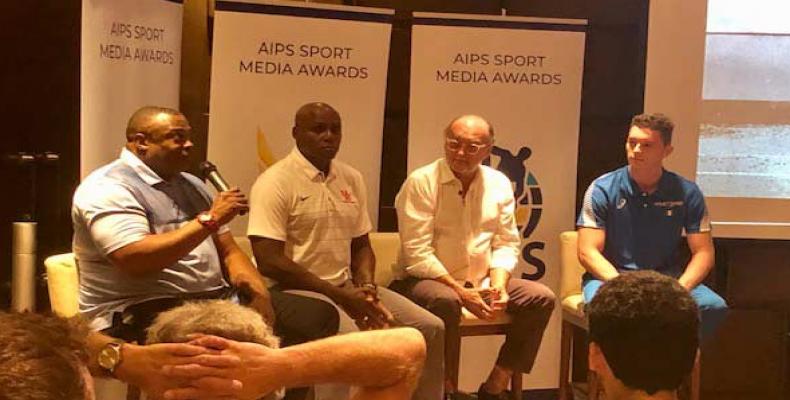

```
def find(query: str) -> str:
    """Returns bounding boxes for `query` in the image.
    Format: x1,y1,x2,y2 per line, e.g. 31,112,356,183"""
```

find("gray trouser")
284,281,445,400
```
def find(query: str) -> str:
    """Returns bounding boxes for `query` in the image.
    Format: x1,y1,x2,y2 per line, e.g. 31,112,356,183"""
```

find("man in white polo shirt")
248,102,444,400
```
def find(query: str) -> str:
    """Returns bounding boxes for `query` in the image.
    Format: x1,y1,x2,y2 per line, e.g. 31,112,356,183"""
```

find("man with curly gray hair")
147,300,279,349
146,300,426,400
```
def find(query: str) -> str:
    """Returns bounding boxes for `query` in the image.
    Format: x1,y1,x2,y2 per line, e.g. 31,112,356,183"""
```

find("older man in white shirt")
391,115,555,400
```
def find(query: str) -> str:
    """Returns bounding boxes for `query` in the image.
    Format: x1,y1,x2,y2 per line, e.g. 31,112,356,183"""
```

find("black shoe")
476,384,507,400
445,391,476,400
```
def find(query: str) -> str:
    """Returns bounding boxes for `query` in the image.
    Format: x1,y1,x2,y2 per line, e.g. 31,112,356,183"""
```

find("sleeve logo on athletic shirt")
617,198,627,209
339,188,356,203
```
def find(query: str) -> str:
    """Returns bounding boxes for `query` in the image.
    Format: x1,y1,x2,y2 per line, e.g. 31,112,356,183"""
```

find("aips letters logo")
487,146,546,280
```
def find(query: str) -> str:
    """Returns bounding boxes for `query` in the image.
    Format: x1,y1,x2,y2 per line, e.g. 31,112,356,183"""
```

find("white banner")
409,13,586,390
208,0,393,234
80,0,183,177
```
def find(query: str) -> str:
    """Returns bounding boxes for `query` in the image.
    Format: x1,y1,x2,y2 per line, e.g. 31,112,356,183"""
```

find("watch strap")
197,211,219,232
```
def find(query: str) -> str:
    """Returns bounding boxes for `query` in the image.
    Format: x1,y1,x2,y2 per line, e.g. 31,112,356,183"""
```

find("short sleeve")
247,170,290,241
684,184,711,233
352,172,373,237
73,182,149,255
577,181,608,229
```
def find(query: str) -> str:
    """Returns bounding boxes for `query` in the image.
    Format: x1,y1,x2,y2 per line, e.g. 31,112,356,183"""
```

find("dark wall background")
0,2,80,309
1,1,787,399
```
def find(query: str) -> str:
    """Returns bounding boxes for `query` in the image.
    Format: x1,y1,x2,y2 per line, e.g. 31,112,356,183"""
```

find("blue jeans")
582,278,727,341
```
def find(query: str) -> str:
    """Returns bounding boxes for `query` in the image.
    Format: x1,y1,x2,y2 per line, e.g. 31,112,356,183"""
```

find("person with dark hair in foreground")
577,112,726,339
587,271,699,400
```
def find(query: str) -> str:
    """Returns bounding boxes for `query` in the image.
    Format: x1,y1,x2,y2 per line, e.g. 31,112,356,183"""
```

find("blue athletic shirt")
576,166,711,277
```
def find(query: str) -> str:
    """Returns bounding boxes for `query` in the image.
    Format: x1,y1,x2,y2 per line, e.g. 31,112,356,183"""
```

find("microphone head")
199,161,217,178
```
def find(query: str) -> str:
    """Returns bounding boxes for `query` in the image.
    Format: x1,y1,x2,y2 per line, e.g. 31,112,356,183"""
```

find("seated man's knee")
426,293,462,323
421,311,446,342
698,295,727,312
510,279,557,314
310,300,341,339
693,287,728,312
537,284,558,311
398,327,428,366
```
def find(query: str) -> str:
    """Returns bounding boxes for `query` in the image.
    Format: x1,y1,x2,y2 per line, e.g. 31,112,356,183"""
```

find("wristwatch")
98,340,124,376
197,211,219,232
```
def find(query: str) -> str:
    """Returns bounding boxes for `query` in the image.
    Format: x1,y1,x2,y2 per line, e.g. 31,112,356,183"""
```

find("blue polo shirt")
576,166,711,277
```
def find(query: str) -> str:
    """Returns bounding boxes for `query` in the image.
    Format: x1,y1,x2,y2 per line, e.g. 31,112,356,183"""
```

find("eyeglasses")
445,138,492,155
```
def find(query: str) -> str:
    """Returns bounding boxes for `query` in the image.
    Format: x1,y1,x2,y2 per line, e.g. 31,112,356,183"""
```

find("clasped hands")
458,286,509,320
124,335,277,400
336,285,396,330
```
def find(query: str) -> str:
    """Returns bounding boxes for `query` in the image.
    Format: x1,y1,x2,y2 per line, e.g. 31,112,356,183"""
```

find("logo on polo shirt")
487,145,545,281
339,188,355,203
653,200,683,208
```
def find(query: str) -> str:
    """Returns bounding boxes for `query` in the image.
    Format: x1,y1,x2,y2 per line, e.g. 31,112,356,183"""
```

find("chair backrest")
559,231,586,301
44,253,80,317
369,232,401,287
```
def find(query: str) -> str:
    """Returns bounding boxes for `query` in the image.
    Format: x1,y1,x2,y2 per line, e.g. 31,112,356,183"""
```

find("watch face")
98,344,120,371
198,213,212,222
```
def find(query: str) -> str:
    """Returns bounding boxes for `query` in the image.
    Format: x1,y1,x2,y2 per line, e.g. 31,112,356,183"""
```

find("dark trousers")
103,288,339,346
390,277,556,374
270,288,340,347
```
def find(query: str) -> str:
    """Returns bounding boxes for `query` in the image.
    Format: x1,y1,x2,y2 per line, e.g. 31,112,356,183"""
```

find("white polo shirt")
247,147,372,286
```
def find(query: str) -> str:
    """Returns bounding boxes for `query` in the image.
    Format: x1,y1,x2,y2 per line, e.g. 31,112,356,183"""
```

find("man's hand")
164,335,282,400
334,287,394,330
209,187,249,226
233,273,275,325
489,286,509,313
458,288,494,320
116,342,243,400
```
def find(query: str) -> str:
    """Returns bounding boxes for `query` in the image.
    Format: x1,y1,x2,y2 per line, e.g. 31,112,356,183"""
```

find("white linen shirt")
394,158,520,286
247,147,373,286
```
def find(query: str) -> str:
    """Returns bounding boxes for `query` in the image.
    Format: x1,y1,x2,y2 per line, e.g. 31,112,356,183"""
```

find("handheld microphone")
199,161,246,215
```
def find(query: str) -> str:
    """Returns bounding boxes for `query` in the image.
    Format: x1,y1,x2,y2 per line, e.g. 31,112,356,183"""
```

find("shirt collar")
625,166,669,197
120,148,165,186
438,158,481,186
290,147,335,182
